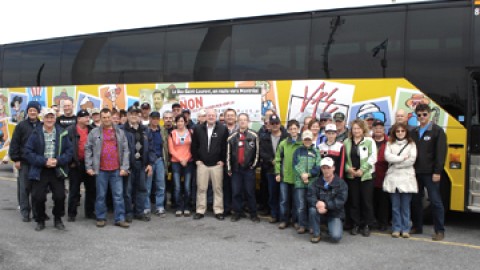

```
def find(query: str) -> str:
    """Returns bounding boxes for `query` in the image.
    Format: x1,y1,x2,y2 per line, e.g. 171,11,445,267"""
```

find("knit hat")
26,101,42,113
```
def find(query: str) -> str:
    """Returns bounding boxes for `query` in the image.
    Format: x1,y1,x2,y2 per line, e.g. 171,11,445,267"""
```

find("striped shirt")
43,127,56,158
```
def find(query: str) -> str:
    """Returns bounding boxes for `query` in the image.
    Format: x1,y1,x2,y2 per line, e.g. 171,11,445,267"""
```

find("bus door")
468,69,480,211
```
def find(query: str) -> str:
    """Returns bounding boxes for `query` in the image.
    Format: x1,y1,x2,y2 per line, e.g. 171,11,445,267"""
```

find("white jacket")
383,140,418,193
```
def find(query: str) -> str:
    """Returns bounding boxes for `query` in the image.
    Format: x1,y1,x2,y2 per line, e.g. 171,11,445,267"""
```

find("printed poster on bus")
170,87,262,123
287,80,355,124
0,89,9,120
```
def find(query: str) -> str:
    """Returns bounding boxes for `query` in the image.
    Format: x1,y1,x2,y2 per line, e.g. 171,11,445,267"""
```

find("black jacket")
227,129,259,172
191,121,228,166
66,124,93,166
307,175,348,219
259,128,288,173
411,122,447,174
8,118,41,162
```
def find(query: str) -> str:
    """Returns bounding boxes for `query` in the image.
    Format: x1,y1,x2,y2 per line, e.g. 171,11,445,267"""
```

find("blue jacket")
121,123,156,167
23,124,73,181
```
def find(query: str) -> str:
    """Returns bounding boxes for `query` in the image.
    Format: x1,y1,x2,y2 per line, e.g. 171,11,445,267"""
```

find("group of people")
9,98,447,243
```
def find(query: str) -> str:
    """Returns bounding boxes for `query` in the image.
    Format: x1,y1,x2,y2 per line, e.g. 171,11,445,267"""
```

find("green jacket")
293,145,321,189
343,137,377,181
275,137,303,185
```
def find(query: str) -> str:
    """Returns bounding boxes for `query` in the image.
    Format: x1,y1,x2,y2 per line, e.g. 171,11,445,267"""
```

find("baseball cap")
269,114,281,124
319,112,332,120
302,130,314,140
325,124,337,132
149,111,161,118
127,103,141,113
77,109,90,118
320,157,335,167
333,112,345,122
141,102,151,109
182,108,191,114
42,108,57,117
372,120,385,127
27,101,42,113
91,108,101,115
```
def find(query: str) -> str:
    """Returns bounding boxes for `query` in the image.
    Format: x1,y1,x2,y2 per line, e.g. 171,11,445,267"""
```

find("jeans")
267,173,280,219
96,170,125,222
145,158,165,212
294,188,308,228
17,163,33,219
31,168,65,222
231,168,257,216
124,160,147,217
412,173,445,233
279,182,296,223
390,192,412,233
309,207,343,242
68,162,96,218
172,162,194,211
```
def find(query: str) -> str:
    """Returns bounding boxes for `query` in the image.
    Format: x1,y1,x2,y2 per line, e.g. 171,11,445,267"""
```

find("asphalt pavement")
0,163,480,270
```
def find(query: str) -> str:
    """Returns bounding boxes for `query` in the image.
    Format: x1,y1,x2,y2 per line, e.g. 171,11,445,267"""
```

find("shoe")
134,214,151,222
44,214,50,221
278,222,287,229
231,214,241,222
22,216,31,222
311,236,321,243
378,225,388,232
175,210,183,217
125,216,133,223
297,227,306,234
35,222,45,231
54,219,65,230
86,213,96,220
251,216,260,223
432,232,445,241
402,232,410,238
223,211,232,217
215,214,224,220
269,217,278,224
155,209,167,218
184,210,191,217
115,221,130,228
350,226,360,236
67,216,75,222
96,220,106,228
362,226,371,237
193,213,204,220
410,227,423,234
293,223,300,230
391,231,401,238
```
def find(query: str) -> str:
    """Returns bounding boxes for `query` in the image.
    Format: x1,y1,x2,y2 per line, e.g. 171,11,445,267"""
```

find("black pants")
31,168,65,222
373,187,390,227
347,177,375,227
68,162,96,218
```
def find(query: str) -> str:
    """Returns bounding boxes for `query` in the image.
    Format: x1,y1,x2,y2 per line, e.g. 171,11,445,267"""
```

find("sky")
0,0,432,45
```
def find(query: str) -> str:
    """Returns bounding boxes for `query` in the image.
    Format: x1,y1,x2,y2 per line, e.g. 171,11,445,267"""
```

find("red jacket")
374,135,389,188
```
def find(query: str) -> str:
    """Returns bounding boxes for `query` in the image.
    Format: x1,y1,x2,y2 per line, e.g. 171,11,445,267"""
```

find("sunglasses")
417,113,429,117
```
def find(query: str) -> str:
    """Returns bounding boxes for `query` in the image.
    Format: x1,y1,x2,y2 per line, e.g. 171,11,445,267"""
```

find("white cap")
325,124,336,132
302,130,313,140
42,108,57,117
320,157,334,167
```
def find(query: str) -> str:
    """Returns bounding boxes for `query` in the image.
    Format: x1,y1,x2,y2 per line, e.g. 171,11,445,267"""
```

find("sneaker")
391,231,400,238
297,227,306,234
96,220,106,228
54,219,65,230
156,209,167,218
183,210,191,217
432,232,445,241
134,214,151,222
269,217,278,224
278,222,287,229
250,216,260,223
362,225,371,237
35,222,45,231
350,226,360,236
311,236,321,243
175,210,183,217
115,221,130,228
402,232,410,238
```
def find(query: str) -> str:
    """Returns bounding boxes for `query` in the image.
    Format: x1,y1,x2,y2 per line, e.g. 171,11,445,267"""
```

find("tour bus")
0,0,480,214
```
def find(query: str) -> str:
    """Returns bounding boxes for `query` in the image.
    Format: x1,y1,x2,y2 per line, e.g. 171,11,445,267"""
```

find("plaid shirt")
43,127,56,158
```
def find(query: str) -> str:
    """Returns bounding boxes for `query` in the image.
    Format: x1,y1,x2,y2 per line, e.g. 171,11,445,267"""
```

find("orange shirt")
168,129,192,163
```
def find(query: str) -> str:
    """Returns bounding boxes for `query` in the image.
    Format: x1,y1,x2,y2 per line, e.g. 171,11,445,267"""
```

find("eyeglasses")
396,130,406,133
417,113,429,117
